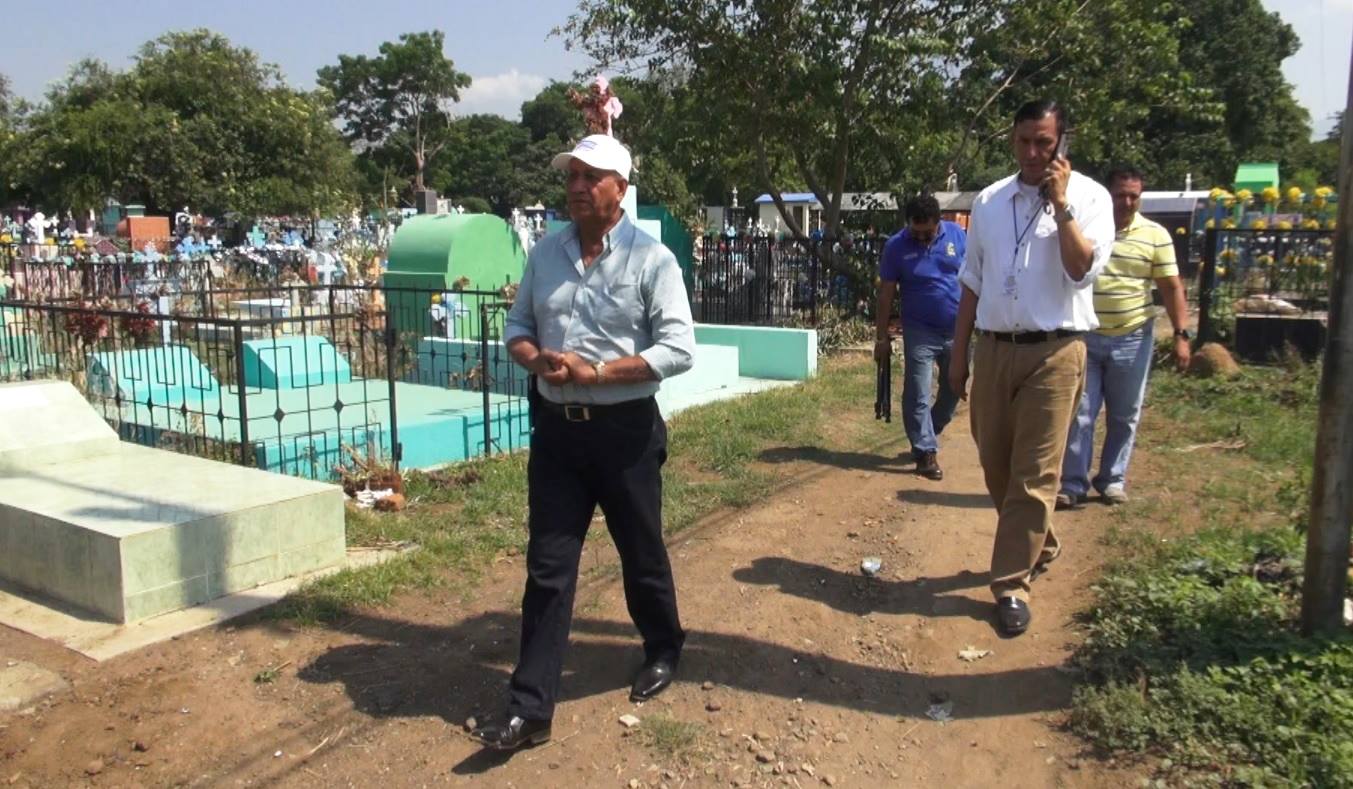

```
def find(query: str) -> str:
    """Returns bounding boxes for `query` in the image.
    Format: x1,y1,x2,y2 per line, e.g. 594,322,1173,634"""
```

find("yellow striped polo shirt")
1093,213,1178,336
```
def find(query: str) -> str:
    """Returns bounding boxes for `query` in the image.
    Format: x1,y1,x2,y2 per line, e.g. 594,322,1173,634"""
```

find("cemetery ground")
0,352,1340,787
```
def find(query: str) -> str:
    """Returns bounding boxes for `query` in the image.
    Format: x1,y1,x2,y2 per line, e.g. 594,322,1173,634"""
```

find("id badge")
1003,273,1018,296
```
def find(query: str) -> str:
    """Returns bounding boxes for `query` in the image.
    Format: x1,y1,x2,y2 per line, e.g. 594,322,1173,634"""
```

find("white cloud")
456,69,548,120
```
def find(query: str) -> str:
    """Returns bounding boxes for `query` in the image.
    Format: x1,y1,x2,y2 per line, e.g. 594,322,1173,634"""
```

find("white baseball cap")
550,134,632,181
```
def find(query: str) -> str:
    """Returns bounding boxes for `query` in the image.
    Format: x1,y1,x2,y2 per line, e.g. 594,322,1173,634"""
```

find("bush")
1071,524,1353,787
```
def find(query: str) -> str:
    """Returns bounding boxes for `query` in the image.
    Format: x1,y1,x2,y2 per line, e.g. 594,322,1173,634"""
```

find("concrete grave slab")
0,379,121,473
0,546,408,661
0,380,348,628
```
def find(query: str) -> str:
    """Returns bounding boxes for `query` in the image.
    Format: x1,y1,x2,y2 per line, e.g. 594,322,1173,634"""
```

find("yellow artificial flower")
1286,186,1305,203
1220,248,1239,262
1175,226,1187,235
1256,254,1275,267
1250,218,1268,230
1205,219,1217,229
1235,188,1253,203
73,237,86,249
1222,219,1237,229
0,233,10,244
1315,186,1335,198
1261,186,1280,204
1302,219,1322,230
1328,219,1339,230
1223,197,1236,209
1209,187,1228,202
1313,196,1327,209
1277,220,1294,230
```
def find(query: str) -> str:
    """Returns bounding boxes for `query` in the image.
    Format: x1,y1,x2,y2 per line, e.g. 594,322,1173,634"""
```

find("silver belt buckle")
563,404,591,422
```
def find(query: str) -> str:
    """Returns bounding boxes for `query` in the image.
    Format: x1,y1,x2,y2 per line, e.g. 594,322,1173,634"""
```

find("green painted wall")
693,324,818,380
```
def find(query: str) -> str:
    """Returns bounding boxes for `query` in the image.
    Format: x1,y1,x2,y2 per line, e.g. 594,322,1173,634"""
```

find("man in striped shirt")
1058,166,1191,508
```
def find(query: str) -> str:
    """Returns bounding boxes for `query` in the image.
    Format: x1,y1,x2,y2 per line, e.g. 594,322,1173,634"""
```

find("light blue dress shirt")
504,212,696,405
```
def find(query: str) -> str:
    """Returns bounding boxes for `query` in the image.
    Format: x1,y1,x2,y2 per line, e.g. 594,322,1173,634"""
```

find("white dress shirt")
958,172,1114,332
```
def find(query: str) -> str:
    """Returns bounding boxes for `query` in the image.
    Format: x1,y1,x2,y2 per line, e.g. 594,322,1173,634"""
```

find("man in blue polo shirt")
874,194,966,480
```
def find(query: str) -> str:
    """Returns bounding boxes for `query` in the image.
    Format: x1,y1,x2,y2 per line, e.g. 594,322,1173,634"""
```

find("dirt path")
0,396,1153,788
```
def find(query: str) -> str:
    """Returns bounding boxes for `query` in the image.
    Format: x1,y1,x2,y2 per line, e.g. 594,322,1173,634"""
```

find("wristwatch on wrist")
1174,328,1192,340
1054,203,1077,224
592,359,606,383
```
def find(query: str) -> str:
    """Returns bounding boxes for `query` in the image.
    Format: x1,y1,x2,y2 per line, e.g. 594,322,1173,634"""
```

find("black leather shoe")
916,451,943,481
996,596,1031,636
630,659,676,702
471,715,552,750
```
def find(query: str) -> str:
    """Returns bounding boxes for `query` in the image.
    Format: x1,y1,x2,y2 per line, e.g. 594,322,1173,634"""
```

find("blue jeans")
1060,320,1154,497
901,324,959,454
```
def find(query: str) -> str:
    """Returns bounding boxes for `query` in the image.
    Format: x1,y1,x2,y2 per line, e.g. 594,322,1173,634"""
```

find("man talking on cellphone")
948,99,1114,637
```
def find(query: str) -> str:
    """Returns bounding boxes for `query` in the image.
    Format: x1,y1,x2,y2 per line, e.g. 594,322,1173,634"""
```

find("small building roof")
1141,190,1209,214
1234,162,1279,192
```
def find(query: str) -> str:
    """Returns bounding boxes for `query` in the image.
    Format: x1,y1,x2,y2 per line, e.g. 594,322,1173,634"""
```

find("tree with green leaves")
319,31,472,193
11,31,355,217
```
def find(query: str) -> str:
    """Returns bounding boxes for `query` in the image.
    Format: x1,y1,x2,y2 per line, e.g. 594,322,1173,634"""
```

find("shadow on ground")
733,556,990,620
293,603,1072,775
758,445,911,472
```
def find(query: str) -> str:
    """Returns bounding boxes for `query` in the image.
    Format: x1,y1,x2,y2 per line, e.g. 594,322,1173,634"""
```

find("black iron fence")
694,236,880,325
0,283,532,479
1196,227,1335,360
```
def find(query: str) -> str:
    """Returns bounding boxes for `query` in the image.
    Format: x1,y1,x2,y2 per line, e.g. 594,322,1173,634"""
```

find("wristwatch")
592,359,606,383
1054,204,1077,224
1174,329,1192,340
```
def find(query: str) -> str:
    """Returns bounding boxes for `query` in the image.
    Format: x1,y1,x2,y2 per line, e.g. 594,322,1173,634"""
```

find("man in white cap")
472,134,696,751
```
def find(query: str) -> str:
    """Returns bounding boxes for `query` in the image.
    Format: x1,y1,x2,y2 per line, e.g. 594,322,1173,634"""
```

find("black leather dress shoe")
471,715,552,750
915,451,944,481
630,659,676,702
996,596,1031,636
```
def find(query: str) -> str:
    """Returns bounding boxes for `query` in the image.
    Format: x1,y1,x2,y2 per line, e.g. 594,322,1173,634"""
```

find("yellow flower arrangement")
1209,187,1229,202
1313,196,1327,209
1205,219,1216,229
1220,248,1239,262
1315,186,1335,198
1328,219,1338,230
1222,219,1237,229
0,233,10,244
1261,186,1280,204
1175,226,1187,235
1223,197,1236,209
1286,186,1304,203
1249,218,1268,230
73,237,86,250
1276,220,1294,230
1235,188,1253,203
1302,219,1322,230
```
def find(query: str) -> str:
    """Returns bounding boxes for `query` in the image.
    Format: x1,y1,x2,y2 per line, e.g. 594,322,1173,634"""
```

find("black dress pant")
507,397,684,721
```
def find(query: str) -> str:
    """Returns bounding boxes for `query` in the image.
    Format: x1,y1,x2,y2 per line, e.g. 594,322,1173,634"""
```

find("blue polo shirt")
879,220,965,335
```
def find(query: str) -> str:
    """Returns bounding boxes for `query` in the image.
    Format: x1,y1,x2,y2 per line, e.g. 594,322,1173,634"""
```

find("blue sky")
1,0,1348,136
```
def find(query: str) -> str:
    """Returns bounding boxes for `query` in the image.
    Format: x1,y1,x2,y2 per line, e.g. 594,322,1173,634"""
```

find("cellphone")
1040,132,1070,200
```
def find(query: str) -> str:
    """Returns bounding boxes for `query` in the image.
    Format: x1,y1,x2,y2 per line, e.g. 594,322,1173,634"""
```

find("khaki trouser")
970,333,1087,602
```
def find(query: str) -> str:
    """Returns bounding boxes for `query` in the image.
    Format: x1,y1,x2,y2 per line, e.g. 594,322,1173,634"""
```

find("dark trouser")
507,397,683,721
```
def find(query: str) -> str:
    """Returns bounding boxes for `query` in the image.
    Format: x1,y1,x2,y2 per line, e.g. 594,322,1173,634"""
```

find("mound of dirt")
1190,343,1241,378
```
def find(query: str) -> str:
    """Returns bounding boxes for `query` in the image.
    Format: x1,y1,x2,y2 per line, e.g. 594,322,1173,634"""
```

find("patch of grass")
275,355,895,622
1071,362,1353,787
638,713,705,762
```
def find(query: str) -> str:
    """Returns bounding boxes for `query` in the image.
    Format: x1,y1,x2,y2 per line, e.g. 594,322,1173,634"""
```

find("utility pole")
1301,44,1353,635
